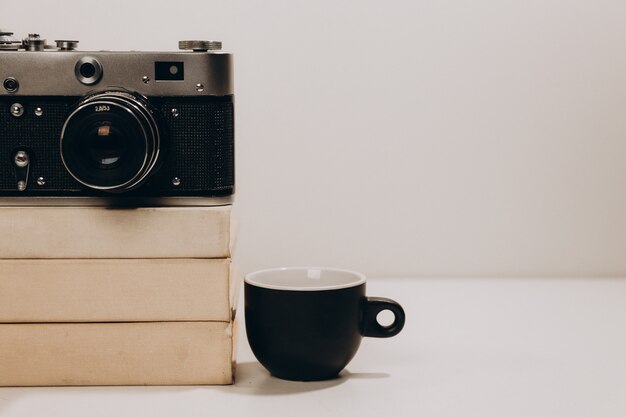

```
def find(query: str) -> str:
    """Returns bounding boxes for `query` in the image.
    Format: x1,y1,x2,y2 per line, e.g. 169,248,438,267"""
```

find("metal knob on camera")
178,40,222,52
0,30,21,50
23,34,47,51
55,40,79,51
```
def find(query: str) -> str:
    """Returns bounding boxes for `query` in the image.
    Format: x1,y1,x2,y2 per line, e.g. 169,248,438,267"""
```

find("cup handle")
361,297,406,338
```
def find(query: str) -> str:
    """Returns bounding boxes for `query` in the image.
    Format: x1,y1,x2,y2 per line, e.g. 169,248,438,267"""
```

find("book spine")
0,206,231,258
0,321,235,386
0,259,232,322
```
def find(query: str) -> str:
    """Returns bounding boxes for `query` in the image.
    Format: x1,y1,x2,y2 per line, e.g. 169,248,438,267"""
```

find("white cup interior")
245,267,366,291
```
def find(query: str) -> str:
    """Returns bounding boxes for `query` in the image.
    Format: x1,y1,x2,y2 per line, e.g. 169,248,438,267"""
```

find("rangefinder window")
155,62,184,81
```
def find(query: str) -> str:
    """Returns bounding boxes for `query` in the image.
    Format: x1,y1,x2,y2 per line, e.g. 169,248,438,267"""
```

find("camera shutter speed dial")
55,40,79,51
178,40,222,52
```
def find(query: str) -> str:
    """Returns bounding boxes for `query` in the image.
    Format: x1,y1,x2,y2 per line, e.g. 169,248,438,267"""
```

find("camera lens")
60,91,163,192
3,77,19,93
79,62,96,79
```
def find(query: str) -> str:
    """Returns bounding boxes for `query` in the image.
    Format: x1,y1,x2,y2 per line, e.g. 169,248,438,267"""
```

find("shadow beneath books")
0,385,195,415
0,365,390,411
218,362,389,396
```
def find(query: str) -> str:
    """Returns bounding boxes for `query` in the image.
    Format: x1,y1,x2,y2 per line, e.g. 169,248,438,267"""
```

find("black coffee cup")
245,267,405,381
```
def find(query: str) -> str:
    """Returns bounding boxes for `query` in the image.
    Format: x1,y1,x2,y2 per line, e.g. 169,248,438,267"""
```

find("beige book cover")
0,321,236,386
0,258,238,322
0,205,231,258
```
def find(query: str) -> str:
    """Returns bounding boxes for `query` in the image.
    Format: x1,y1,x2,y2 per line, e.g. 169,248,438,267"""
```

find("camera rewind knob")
178,40,222,52
0,30,21,50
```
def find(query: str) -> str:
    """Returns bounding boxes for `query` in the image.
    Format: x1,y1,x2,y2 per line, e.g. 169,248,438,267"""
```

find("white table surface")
1,277,625,417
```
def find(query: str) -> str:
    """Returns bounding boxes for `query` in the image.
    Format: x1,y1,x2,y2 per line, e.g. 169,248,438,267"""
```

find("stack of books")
0,204,237,386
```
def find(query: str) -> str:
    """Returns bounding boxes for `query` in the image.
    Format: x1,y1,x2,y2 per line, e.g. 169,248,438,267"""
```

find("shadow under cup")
244,267,406,381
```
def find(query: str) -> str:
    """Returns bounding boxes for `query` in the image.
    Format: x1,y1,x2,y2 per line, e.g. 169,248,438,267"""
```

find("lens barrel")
60,91,162,192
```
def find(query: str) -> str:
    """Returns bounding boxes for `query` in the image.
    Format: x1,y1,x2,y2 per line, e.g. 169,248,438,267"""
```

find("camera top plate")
0,31,232,97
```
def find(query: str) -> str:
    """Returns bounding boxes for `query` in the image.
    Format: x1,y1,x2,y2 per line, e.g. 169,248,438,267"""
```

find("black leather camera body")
0,32,234,202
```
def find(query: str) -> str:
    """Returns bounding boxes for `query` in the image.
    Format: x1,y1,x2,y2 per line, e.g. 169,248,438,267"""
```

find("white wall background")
5,0,626,277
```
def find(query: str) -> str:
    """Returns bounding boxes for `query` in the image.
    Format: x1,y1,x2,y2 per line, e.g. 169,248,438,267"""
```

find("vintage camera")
0,31,234,204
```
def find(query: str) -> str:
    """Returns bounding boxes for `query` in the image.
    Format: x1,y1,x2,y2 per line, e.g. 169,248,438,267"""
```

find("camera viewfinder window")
155,62,184,81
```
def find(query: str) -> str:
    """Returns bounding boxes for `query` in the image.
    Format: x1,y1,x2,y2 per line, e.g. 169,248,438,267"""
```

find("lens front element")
61,91,162,192
88,123,125,169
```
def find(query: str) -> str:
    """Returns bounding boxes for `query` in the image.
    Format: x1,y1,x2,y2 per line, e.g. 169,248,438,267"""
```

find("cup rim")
244,266,366,291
